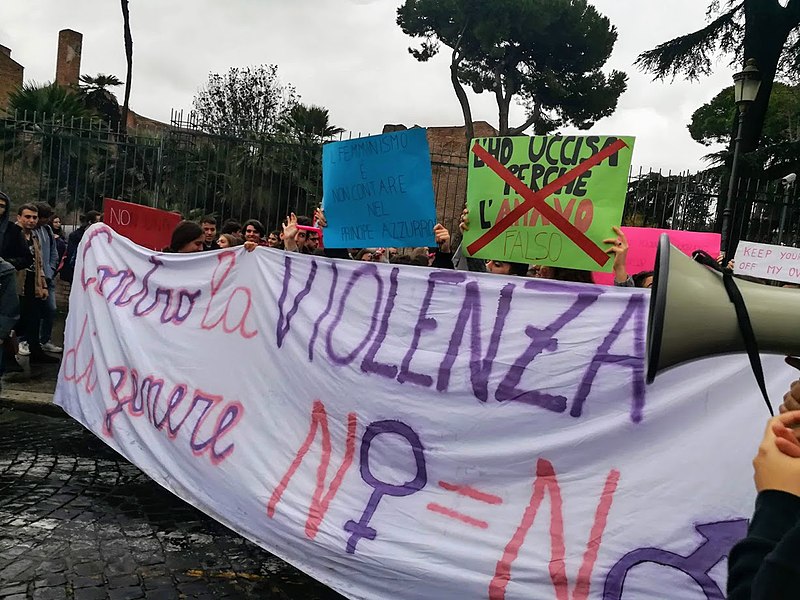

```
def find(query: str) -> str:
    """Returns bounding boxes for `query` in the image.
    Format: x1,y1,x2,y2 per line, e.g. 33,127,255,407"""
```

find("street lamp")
720,58,762,260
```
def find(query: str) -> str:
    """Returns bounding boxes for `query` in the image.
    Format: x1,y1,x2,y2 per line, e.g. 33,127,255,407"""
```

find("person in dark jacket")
0,191,30,374
0,191,33,272
727,383,800,600
61,210,101,284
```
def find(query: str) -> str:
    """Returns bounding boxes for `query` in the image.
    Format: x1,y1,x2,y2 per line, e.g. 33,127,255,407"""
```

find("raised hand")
433,224,451,253
314,207,328,229
459,207,470,233
603,226,629,283
283,213,299,251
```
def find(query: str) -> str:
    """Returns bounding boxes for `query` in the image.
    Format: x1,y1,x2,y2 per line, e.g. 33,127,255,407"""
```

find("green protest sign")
462,135,635,272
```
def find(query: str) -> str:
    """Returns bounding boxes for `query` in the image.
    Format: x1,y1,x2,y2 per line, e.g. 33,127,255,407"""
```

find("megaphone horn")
646,233,800,384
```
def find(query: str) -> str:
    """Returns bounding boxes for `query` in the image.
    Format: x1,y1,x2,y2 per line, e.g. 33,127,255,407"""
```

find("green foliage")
690,82,800,146
397,0,627,135
636,2,745,81
7,82,97,122
192,65,299,138
689,82,800,174
281,104,344,142
79,74,124,129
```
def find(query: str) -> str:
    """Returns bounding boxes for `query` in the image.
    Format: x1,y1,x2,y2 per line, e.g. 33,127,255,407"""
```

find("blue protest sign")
322,128,437,248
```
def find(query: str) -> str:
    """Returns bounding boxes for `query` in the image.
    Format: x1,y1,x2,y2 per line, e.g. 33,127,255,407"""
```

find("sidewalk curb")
0,390,66,418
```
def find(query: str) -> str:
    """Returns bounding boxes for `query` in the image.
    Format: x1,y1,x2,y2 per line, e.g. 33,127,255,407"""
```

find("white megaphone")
646,234,800,383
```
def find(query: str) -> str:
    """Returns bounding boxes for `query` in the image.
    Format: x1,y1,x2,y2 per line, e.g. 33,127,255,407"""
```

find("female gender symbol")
344,420,427,554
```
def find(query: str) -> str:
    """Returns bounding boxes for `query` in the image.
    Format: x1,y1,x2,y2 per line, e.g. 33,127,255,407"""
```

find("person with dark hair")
166,221,205,253
633,270,654,288
61,210,101,284
220,220,242,236
281,214,308,252
266,230,282,249
50,215,67,259
200,216,218,251
243,220,266,246
15,204,57,364
485,260,530,277
34,203,61,354
0,192,33,272
0,191,24,377
534,266,594,283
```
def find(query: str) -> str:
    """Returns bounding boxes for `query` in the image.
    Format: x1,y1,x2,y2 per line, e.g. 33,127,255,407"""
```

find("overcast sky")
0,0,736,171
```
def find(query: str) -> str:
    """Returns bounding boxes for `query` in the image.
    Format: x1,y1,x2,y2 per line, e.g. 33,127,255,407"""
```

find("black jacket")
727,490,800,599
0,194,33,272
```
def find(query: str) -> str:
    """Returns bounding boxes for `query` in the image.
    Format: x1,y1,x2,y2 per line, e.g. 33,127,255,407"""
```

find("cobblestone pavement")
0,409,346,600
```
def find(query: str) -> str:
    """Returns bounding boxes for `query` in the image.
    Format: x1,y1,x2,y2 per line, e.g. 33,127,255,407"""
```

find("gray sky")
0,0,735,171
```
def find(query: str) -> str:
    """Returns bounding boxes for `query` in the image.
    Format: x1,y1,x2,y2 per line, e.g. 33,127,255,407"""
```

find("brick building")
0,44,24,112
54,29,82,88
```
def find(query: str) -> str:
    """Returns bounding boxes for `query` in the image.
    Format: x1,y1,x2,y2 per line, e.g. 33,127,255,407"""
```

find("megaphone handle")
693,251,774,416
719,270,774,417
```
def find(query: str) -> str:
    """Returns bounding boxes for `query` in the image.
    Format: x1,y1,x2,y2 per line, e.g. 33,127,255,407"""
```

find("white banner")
56,224,793,600
734,240,800,284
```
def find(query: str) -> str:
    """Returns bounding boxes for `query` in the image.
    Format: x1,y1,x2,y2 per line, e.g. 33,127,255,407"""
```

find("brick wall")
0,45,24,112
55,30,82,88
56,279,70,312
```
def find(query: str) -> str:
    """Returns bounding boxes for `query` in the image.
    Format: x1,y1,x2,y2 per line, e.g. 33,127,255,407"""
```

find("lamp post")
778,173,797,245
720,58,762,260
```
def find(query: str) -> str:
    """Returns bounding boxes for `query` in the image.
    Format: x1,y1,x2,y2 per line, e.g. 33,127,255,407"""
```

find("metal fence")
0,111,797,248
622,168,800,247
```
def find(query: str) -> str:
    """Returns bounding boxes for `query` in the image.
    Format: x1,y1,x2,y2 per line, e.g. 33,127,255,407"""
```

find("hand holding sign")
433,224,451,253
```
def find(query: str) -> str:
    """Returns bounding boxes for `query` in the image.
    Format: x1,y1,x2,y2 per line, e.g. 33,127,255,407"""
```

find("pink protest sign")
594,227,721,285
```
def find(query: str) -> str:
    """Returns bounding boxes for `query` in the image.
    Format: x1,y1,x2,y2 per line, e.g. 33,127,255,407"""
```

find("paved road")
0,409,346,600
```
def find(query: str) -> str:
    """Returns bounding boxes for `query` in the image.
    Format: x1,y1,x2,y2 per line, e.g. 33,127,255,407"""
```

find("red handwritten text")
268,400,357,539
489,459,620,600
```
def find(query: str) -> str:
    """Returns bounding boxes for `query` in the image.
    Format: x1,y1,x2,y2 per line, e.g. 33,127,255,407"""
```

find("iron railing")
0,111,797,248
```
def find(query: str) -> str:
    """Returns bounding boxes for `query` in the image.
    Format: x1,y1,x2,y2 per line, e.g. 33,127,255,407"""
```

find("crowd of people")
0,187,798,597
160,207,656,288
0,192,101,382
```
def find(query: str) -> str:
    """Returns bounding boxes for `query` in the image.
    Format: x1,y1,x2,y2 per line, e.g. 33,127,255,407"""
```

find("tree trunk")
740,0,794,154
494,68,510,135
450,49,474,149
120,0,133,134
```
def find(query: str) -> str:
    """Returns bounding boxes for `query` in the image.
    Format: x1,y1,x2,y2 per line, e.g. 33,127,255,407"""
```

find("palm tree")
7,82,93,121
120,0,133,133
79,74,123,129
2,83,102,208
283,104,344,143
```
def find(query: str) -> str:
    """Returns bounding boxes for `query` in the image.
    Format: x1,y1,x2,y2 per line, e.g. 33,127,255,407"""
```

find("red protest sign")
103,199,182,251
